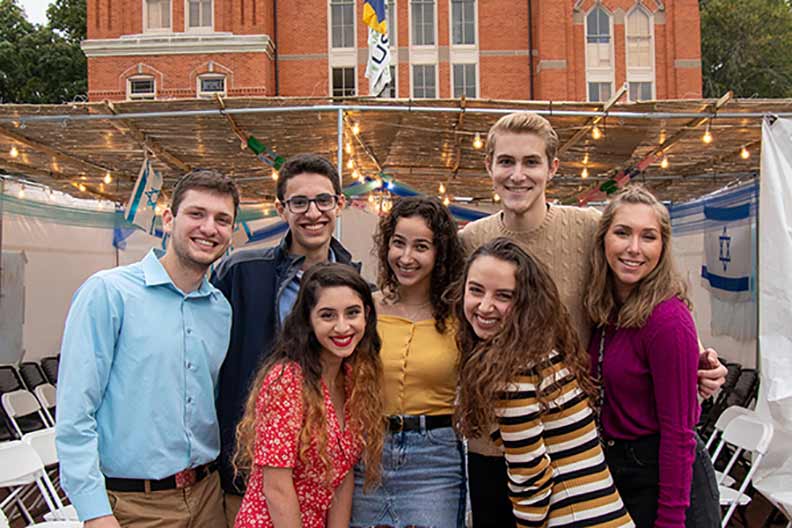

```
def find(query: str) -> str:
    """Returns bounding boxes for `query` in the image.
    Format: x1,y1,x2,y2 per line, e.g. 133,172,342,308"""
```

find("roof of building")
1,96,790,205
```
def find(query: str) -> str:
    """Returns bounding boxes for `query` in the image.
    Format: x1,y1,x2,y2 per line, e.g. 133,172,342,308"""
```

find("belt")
105,461,218,492
388,414,453,433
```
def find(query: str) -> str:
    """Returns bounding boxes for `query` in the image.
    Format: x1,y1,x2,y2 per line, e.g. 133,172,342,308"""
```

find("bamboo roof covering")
1,96,790,205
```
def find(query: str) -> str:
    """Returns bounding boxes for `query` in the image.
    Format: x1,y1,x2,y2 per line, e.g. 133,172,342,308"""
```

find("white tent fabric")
754,116,792,490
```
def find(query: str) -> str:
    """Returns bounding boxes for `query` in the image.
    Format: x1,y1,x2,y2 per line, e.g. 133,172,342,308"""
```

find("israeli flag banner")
701,202,753,302
124,158,162,235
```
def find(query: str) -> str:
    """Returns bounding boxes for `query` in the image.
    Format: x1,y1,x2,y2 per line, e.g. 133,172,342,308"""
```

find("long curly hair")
451,238,596,437
584,185,691,329
373,196,465,333
233,263,385,489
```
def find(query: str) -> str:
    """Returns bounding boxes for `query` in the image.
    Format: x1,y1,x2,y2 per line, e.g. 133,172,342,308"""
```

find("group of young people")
56,111,727,528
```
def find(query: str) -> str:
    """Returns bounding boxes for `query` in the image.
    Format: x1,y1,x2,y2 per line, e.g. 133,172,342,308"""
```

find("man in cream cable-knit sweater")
459,111,728,528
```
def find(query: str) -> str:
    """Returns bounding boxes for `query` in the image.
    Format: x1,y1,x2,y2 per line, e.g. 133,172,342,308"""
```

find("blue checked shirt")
56,249,231,521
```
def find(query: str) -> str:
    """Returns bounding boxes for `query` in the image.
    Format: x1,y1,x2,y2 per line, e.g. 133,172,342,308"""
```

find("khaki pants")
107,471,225,528
223,492,243,528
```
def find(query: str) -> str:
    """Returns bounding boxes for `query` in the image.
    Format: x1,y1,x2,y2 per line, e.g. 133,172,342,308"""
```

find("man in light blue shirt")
56,169,240,528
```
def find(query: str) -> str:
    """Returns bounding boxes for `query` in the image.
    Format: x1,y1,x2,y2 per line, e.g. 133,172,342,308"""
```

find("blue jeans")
351,424,466,528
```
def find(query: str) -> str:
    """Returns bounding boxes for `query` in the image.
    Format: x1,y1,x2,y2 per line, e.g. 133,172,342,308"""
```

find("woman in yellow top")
351,196,467,528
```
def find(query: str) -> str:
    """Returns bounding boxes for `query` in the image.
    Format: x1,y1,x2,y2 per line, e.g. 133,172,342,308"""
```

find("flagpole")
336,108,343,241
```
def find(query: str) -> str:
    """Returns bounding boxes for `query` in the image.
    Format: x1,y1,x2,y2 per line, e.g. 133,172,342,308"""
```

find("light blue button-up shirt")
55,249,232,521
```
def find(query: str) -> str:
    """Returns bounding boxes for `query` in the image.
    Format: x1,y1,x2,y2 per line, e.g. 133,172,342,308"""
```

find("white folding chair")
1,390,50,437
33,384,57,427
710,414,774,527
0,509,82,527
0,441,75,524
22,429,76,522
704,405,756,486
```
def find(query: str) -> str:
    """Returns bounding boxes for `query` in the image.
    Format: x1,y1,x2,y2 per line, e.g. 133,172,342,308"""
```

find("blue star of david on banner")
719,225,732,272
144,187,161,208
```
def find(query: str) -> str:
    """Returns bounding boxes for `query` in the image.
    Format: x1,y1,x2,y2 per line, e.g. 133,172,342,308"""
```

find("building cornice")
81,33,274,58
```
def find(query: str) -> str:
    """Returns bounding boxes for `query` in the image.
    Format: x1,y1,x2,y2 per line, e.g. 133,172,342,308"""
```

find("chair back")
0,365,24,393
19,362,48,390
40,357,60,385
34,383,57,425
0,440,45,484
1,390,49,437
23,427,59,466
705,405,755,450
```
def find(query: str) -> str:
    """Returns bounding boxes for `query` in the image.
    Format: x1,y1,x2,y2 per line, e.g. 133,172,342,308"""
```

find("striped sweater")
493,351,634,528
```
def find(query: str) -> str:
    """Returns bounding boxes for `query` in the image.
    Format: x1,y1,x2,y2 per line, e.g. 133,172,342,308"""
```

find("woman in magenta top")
584,185,719,528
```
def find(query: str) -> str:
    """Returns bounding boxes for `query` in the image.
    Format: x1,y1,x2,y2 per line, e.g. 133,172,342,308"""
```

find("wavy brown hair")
374,196,465,333
451,238,596,437
233,263,385,489
584,185,691,329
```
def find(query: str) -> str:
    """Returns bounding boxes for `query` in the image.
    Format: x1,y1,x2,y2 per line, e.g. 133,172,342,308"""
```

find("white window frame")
197,74,226,98
143,0,172,33
452,63,477,98
386,0,397,47
127,76,156,100
331,66,357,97
584,5,615,102
409,0,436,47
184,0,213,32
624,5,655,101
411,63,437,98
387,64,398,98
329,0,356,49
449,0,476,46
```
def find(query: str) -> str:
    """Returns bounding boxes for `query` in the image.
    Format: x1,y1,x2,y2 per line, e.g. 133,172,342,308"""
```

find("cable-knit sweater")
460,204,602,456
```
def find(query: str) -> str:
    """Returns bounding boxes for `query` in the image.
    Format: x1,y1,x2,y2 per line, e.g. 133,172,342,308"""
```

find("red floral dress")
234,361,362,528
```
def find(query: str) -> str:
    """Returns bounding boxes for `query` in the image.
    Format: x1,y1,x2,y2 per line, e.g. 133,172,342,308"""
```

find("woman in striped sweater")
453,238,633,528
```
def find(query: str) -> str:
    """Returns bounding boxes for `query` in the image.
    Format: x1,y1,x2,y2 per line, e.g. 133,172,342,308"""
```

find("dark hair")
374,196,464,333
171,168,240,219
234,262,385,489
451,238,595,437
276,153,342,201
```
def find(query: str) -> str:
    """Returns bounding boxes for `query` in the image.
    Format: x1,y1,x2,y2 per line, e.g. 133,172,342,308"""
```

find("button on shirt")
55,249,232,521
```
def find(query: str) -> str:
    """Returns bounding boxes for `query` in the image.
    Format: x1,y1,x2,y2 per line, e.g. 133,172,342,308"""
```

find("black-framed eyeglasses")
281,193,339,214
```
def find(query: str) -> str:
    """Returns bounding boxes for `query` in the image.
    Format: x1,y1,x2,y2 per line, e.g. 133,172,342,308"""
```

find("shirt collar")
141,249,214,297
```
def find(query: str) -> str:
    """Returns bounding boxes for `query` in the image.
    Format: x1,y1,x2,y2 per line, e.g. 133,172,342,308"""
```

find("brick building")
82,0,702,102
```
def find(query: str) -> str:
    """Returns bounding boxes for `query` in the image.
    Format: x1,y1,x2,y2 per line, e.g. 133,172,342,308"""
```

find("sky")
19,0,53,25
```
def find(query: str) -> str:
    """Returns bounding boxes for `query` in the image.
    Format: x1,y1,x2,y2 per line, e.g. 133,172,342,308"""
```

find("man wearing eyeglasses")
210,153,359,526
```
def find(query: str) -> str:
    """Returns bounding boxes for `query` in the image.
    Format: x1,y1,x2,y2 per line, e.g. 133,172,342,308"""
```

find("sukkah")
1,96,791,205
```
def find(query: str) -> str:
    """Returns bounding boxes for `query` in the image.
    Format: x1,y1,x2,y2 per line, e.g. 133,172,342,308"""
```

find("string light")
368,194,375,204
351,122,361,136
442,195,451,206
9,146,19,158
51,160,60,173
345,142,353,154
660,155,669,169
438,183,446,194
493,193,501,203
17,186,25,198
104,172,112,184
352,168,360,180
591,124,603,140
581,167,589,179
701,123,713,144
346,159,354,170
358,173,366,184
740,146,750,160
271,169,279,181
472,133,483,150
582,152,590,165
78,183,86,192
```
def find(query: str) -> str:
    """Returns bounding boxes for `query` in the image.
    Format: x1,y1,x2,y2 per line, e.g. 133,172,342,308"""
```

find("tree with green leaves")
0,0,87,104
700,0,792,98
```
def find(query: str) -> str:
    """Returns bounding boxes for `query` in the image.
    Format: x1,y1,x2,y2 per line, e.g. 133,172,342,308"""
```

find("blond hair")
485,111,559,167
584,185,691,328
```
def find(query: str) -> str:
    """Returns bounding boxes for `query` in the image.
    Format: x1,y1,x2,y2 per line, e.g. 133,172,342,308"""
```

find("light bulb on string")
472,133,483,149
740,146,750,160
346,159,354,170
104,172,112,184
368,193,375,204
443,195,451,207
702,123,713,144
660,155,669,169
10,146,19,158
438,183,446,194
352,122,361,136
352,168,360,181
581,166,589,179
345,142,353,154
358,173,366,184
78,183,86,192
493,193,501,203
271,169,279,181
582,152,590,165
591,124,603,140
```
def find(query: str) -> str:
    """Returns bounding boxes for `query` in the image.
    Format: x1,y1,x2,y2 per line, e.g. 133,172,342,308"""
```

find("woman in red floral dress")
232,263,385,527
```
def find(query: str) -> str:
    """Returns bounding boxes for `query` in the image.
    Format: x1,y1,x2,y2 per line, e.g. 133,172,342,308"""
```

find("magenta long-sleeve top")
589,297,700,528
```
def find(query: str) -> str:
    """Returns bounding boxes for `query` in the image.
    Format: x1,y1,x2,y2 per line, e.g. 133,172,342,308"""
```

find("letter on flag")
124,158,162,235
363,0,391,96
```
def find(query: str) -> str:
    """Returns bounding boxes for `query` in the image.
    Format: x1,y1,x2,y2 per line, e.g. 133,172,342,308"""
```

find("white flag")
366,27,391,96
124,158,162,235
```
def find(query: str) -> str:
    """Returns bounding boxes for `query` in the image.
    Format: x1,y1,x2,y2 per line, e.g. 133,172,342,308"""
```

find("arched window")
625,6,654,100
585,5,613,102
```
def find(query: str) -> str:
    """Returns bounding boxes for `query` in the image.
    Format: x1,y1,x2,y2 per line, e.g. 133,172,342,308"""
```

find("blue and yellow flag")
363,0,387,34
